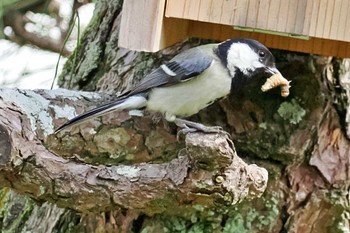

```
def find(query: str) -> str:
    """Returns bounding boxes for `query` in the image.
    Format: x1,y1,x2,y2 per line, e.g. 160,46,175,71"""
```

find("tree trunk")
0,88,267,214
1,0,350,232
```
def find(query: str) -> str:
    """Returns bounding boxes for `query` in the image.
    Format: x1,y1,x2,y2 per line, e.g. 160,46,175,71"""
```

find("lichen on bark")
1,0,350,231
0,88,268,216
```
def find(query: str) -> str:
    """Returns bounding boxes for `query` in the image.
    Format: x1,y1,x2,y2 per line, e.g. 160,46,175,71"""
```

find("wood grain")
302,0,315,35
120,0,350,55
276,0,290,32
322,0,335,38
119,0,167,52
183,0,201,20
329,0,342,40
246,0,259,28
188,21,350,58
256,0,271,29
266,0,280,31
294,0,308,34
198,0,212,22
165,0,186,18
233,0,249,26
220,0,238,25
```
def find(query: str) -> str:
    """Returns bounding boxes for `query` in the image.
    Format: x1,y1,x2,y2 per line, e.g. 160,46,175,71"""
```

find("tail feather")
54,99,126,133
54,95,147,133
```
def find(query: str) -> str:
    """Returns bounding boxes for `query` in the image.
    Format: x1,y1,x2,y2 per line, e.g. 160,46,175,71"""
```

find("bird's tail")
55,95,147,133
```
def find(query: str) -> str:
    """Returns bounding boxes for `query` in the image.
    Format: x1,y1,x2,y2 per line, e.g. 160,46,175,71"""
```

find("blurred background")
0,0,94,89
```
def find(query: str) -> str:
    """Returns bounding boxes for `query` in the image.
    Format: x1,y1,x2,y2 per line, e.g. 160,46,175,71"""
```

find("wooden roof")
119,0,350,58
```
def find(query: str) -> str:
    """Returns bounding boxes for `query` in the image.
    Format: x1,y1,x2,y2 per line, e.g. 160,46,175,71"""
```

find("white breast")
146,61,232,121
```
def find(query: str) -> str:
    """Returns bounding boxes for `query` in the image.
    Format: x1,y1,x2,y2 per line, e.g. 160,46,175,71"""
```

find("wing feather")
128,47,214,95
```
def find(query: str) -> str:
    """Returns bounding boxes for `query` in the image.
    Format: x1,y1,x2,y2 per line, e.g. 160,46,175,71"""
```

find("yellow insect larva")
261,73,291,97
280,84,290,97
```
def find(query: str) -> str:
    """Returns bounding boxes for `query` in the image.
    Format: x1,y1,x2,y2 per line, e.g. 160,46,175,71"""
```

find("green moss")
61,135,85,151
258,122,267,130
222,214,248,233
193,182,209,190
1,192,34,233
160,215,219,233
58,0,123,88
277,98,306,124
193,205,205,212
140,227,150,233
94,127,131,153
78,41,103,80
138,189,281,233
83,1,106,33
187,223,211,233
0,188,10,209
328,190,350,233
336,212,350,233
147,193,179,215
222,183,282,232
255,196,279,230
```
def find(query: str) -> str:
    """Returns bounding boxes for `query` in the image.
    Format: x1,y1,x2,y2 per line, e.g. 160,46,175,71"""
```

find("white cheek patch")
226,43,262,75
252,60,264,68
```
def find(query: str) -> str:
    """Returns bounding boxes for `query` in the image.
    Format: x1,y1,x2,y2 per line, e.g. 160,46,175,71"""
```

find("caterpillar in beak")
261,73,291,97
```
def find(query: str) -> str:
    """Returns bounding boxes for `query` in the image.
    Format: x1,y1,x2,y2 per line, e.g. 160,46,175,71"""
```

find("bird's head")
216,38,281,78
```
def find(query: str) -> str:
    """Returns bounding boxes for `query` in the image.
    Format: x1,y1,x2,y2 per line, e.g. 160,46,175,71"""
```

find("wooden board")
256,0,270,30
119,0,350,56
119,0,166,52
183,0,201,20
246,0,259,28
187,21,350,58
266,0,280,31
302,0,314,35
166,0,350,42
165,0,185,18
330,0,342,40
119,0,189,52
294,0,308,34
220,0,237,25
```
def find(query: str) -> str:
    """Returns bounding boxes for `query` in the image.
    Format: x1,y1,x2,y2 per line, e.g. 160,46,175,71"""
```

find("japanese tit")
56,38,283,133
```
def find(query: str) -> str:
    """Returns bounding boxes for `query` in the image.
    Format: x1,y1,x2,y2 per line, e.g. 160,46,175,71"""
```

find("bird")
55,38,284,134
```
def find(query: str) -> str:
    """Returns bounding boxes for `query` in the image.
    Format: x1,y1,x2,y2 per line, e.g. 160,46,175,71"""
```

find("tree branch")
0,88,268,213
4,11,71,56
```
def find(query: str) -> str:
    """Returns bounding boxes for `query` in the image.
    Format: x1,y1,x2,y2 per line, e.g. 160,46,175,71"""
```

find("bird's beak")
265,66,281,75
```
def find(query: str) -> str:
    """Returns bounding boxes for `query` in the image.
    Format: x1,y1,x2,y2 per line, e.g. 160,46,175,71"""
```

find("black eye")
258,51,266,58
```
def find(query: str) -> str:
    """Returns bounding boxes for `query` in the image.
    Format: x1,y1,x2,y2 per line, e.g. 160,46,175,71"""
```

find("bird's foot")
176,127,197,141
174,118,231,140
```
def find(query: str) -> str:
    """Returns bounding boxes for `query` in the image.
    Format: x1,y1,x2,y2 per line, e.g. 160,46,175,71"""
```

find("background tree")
1,0,350,232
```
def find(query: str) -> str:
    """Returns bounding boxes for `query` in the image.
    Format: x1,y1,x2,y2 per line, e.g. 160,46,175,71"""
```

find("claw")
176,127,197,141
174,118,232,141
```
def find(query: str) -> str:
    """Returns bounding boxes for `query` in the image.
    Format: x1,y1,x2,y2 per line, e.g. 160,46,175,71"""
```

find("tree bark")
1,0,350,232
0,89,267,214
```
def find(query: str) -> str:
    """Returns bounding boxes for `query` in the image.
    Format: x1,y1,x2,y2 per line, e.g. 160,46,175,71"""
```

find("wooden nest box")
119,0,350,58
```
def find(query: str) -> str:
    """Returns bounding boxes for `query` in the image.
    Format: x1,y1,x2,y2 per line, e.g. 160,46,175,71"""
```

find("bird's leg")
174,118,222,132
174,118,234,146
174,118,231,140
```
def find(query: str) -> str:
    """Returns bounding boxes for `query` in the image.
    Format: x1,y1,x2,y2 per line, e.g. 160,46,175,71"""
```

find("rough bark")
0,88,268,214
1,0,350,232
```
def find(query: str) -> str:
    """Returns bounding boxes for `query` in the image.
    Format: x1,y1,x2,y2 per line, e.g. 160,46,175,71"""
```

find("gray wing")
127,46,214,96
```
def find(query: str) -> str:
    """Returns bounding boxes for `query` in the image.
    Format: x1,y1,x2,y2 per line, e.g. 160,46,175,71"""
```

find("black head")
215,38,280,77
